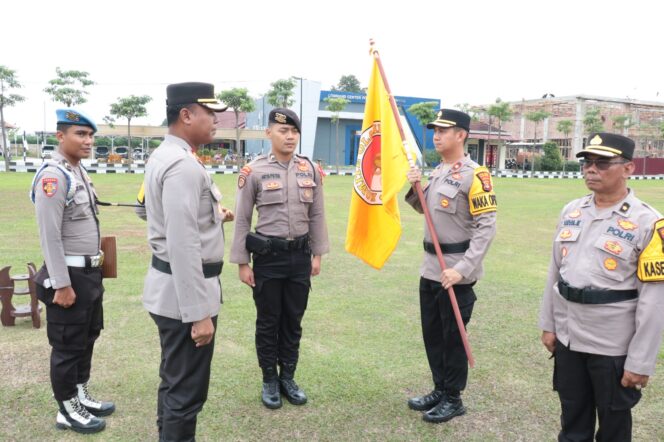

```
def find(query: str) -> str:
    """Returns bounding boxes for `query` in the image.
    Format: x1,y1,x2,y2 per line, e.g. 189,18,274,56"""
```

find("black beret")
166,82,228,112
576,133,635,160
269,108,301,133
427,109,471,132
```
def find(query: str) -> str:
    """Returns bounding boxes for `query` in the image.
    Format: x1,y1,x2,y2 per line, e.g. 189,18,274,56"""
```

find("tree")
325,96,349,174
540,141,563,171
109,95,152,160
0,66,25,170
44,67,94,107
488,99,513,169
455,103,480,121
407,101,437,167
266,78,296,108
583,107,604,135
612,114,633,134
217,87,256,164
526,109,551,142
557,119,573,140
332,75,362,92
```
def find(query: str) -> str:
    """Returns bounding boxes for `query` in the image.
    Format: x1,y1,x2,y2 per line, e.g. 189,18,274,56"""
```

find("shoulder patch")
637,218,664,282
468,166,497,216
42,177,58,197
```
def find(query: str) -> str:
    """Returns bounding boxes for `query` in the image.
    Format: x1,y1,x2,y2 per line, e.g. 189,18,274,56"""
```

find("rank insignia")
42,177,58,197
559,229,572,239
617,219,638,231
561,246,568,257
452,172,462,180
440,198,449,208
274,112,287,123
452,161,462,171
604,257,618,271
619,203,630,213
266,181,280,189
604,240,623,255
568,209,581,219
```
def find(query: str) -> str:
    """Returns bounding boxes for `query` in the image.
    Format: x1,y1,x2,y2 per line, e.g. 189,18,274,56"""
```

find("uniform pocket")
434,184,459,214
297,178,316,204
257,181,284,207
66,190,91,220
590,235,635,282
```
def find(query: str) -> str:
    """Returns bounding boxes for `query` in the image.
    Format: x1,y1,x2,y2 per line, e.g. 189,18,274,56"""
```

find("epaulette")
29,160,76,205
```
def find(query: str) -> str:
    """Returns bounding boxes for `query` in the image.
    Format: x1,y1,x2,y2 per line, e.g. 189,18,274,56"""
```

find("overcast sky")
3,0,663,132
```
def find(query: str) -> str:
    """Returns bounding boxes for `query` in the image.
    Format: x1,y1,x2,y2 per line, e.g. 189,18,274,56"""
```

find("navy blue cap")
56,108,98,133
427,109,471,132
269,108,301,133
576,133,635,160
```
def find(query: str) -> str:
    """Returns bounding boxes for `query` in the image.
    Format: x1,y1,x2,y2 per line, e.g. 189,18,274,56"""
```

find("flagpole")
370,39,475,368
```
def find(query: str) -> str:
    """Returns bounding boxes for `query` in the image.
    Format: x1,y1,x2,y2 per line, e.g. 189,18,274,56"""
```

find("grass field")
1,172,663,441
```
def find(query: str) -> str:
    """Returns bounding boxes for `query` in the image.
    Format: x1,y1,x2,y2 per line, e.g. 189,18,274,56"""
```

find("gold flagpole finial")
369,38,378,57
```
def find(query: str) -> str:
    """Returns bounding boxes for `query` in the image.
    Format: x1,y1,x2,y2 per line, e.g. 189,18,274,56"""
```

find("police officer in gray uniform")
31,109,114,434
143,82,231,442
230,108,329,410
540,133,664,441
405,109,497,423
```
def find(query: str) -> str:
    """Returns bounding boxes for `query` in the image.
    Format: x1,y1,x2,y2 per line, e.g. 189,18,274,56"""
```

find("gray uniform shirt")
539,190,664,375
142,135,224,323
230,153,329,264
32,151,100,289
406,156,497,283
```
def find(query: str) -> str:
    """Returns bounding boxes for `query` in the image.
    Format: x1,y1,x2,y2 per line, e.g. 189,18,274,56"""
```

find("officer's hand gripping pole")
371,39,475,367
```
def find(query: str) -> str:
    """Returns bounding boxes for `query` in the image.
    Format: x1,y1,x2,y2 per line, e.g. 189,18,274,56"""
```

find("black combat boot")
77,381,116,417
279,362,307,405
261,366,282,409
407,389,444,411
55,396,106,434
422,389,466,423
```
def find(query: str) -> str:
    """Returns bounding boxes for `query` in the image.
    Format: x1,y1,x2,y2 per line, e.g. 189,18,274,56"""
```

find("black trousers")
36,267,104,401
554,340,641,442
151,313,217,442
252,249,311,368
419,277,476,392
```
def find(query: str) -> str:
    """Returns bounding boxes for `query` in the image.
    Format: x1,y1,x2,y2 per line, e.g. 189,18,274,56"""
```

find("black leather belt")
423,240,470,255
257,232,310,252
151,255,223,278
557,278,638,304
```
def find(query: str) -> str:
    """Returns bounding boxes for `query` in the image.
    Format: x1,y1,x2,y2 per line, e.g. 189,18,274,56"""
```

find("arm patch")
468,166,497,216
637,218,664,282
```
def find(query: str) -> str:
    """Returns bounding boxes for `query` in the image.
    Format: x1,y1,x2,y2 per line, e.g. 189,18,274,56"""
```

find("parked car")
41,144,56,159
114,146,129,158
95,146,110,159
132,148,148,161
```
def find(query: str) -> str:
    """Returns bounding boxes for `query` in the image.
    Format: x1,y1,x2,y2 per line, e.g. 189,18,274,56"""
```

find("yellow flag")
344,57,411,269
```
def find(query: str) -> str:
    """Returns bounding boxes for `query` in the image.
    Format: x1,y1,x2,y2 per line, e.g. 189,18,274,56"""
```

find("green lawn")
1,172,663,441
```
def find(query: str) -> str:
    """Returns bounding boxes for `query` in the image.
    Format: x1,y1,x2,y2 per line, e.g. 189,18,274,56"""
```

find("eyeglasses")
579,158,628,171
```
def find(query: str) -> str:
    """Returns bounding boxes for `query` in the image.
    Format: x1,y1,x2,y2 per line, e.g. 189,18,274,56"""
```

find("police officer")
31,109,114,434
539,133,664,441
230,108,329,409
143,82,232,441
405,109,497,423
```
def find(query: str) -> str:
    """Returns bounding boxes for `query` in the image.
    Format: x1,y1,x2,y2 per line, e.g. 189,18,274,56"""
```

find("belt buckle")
90,252,104,268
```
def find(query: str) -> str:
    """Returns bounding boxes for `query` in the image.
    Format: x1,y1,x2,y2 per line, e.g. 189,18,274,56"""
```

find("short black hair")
166,104,196,126
56,123,72,133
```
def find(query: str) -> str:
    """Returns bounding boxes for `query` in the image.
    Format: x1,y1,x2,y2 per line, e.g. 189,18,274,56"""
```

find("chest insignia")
604,258,618,271
568,209,581,219
559,229,572,239
440,198,450,208
617,219,638,231
603,240,623,255
266,181,281,190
